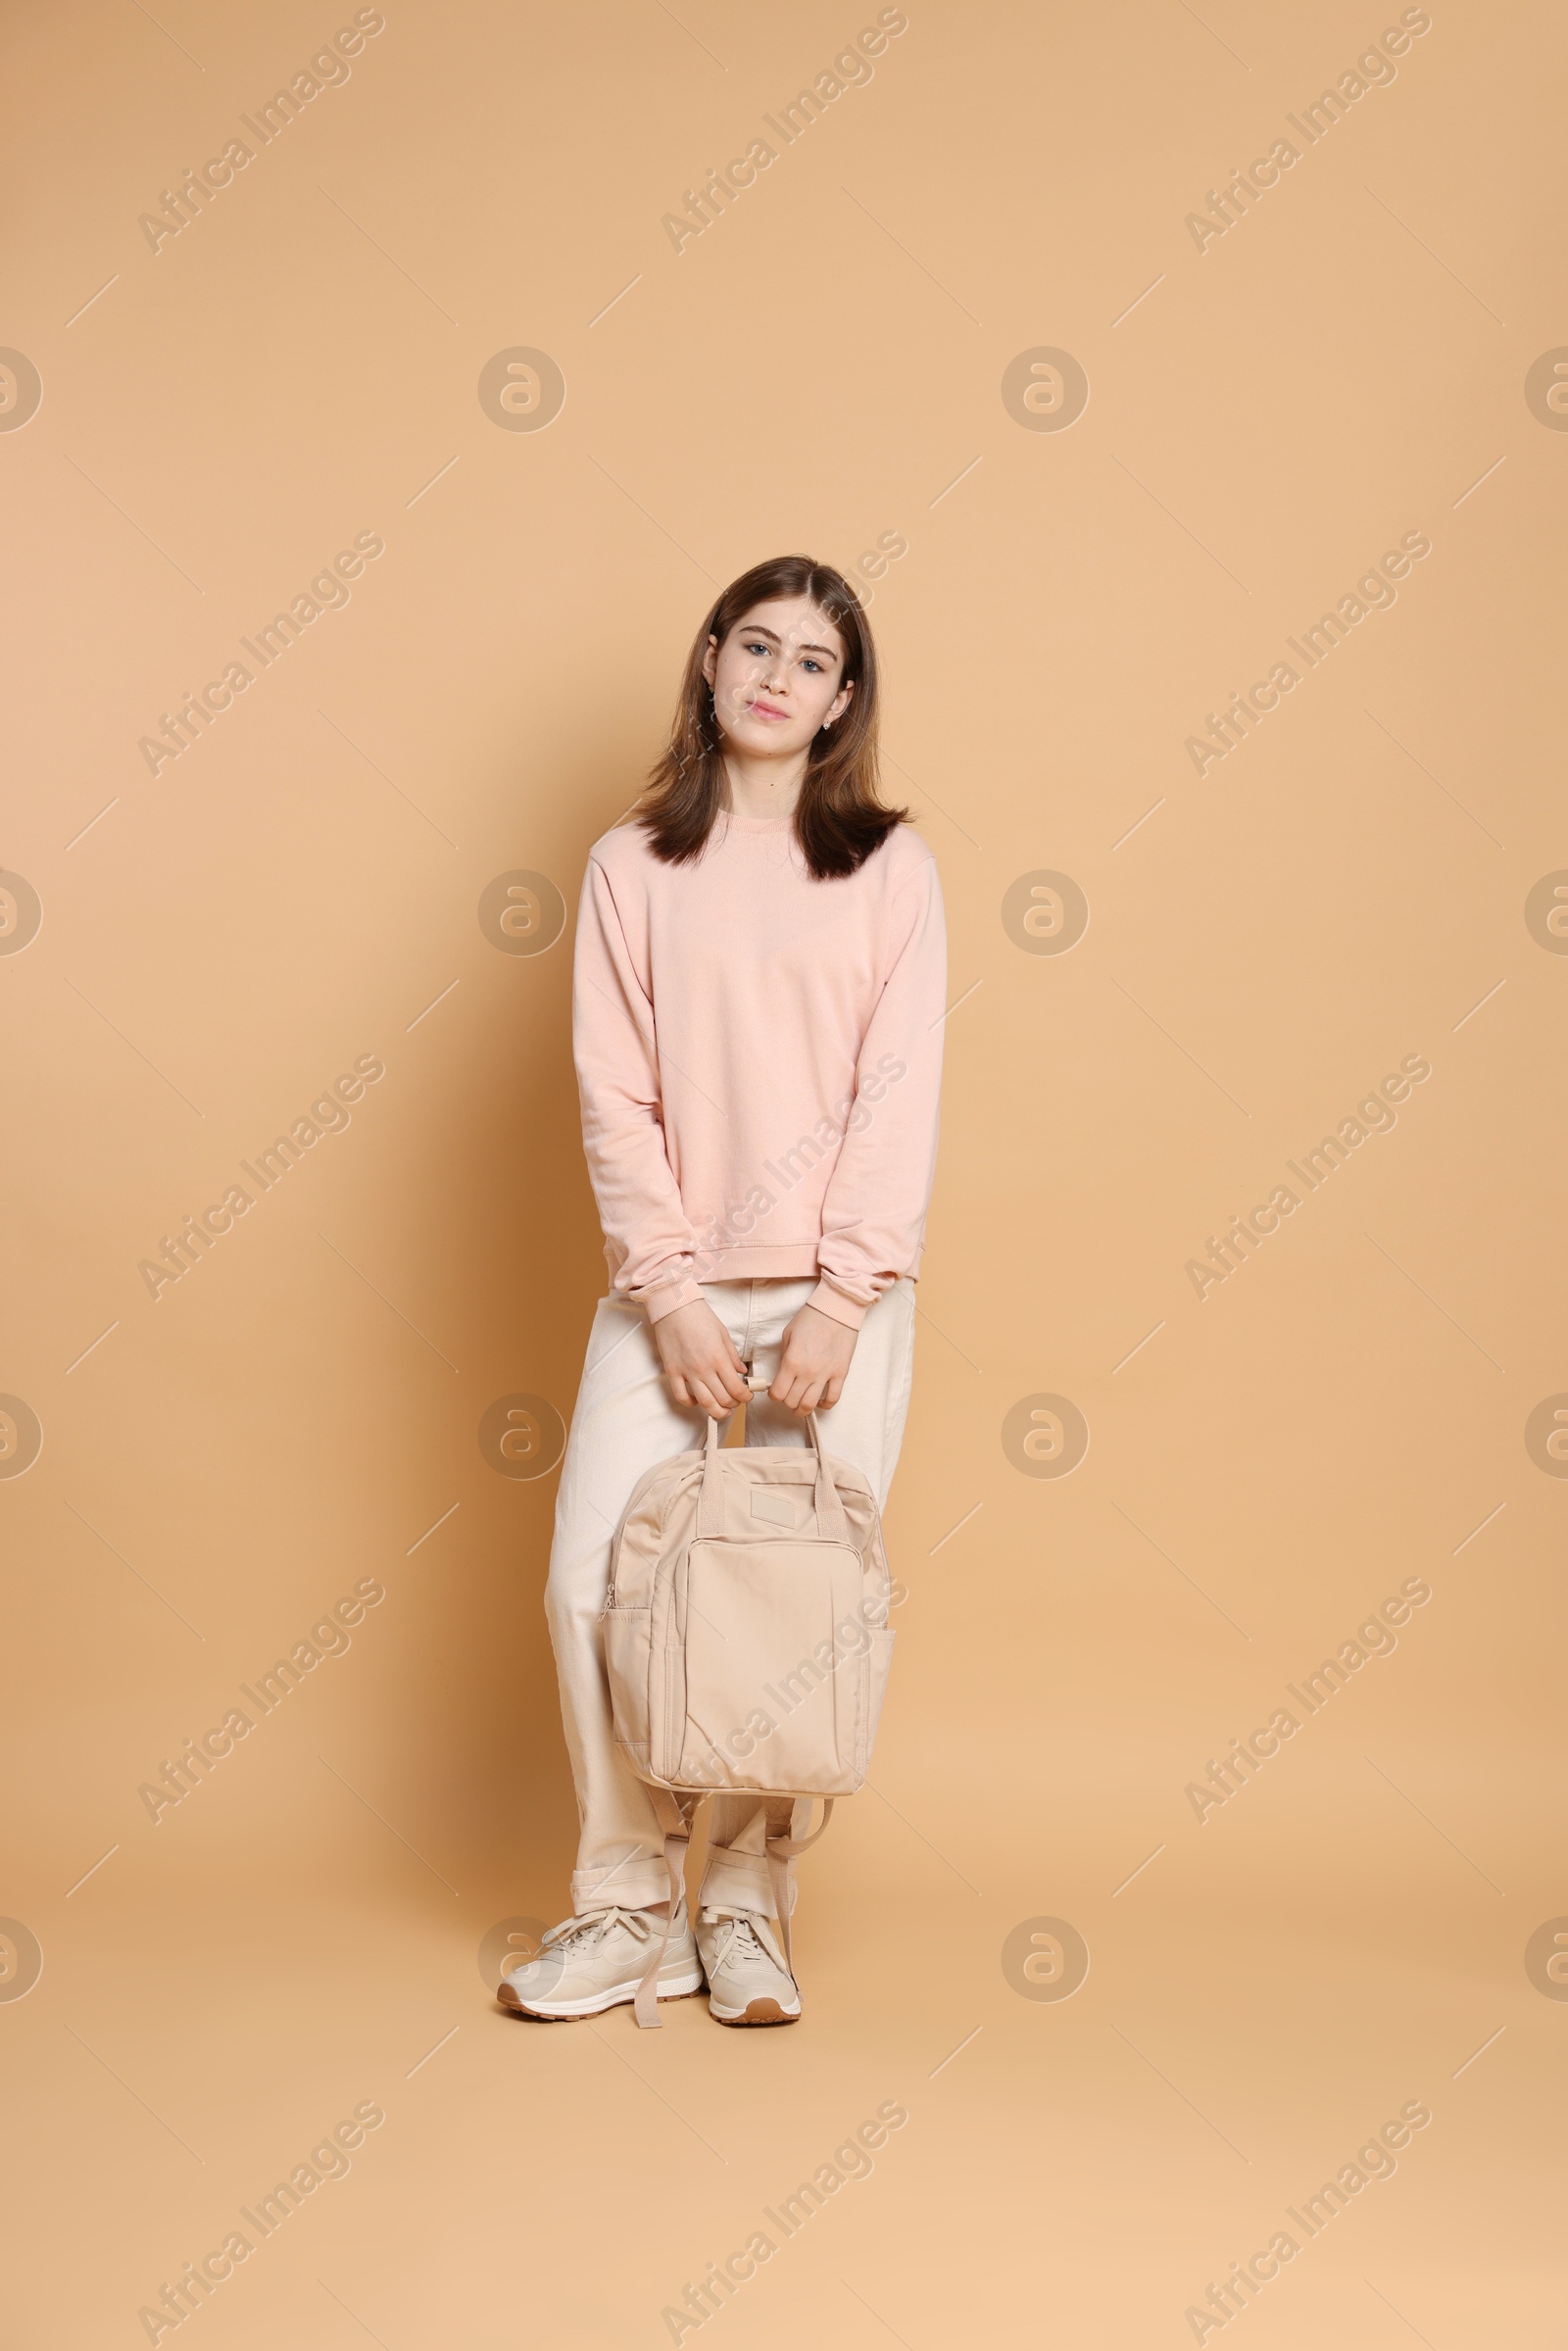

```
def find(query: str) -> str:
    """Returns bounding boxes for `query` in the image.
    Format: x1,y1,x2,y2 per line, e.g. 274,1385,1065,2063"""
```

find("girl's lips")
749,701,788,721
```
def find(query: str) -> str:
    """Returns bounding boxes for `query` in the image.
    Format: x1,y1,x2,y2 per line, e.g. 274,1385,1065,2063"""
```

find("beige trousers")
544,1275,917,1917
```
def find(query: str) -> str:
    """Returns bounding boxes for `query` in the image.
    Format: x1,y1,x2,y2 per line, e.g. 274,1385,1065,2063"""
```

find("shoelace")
523,1905,672,1967
700,1906,787,1979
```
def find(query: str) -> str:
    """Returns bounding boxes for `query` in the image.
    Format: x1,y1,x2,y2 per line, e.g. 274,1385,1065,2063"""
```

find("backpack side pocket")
604,1605,653,1773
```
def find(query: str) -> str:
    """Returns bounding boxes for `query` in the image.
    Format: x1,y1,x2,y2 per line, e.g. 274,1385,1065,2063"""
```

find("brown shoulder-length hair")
635,554,907,881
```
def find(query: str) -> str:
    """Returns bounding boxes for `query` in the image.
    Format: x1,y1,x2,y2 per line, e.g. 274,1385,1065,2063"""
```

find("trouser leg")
545,1286,747,1913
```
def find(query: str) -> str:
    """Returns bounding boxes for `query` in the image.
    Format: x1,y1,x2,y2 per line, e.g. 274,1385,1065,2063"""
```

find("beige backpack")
602,1383,896,2024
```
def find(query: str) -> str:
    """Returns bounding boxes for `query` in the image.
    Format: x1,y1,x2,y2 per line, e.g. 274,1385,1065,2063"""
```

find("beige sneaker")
498,1903,703,2020
696,1905,801,2026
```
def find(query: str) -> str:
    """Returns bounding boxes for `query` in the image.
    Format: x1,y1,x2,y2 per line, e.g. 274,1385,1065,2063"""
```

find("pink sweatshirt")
572,810,946,1331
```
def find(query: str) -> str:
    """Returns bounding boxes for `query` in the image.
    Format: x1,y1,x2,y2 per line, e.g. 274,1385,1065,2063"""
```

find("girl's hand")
653,1300,752,1419
771,1303,858,1415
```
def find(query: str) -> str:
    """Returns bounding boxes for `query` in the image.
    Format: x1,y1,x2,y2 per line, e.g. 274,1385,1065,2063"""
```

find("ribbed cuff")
639,1275,706,1326
806,1278,870,1332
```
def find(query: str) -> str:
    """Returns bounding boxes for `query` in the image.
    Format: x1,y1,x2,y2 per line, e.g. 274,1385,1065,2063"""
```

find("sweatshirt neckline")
721,808,795,830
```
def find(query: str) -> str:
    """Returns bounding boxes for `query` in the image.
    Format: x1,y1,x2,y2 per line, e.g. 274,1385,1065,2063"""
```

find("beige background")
4,0,1565,2342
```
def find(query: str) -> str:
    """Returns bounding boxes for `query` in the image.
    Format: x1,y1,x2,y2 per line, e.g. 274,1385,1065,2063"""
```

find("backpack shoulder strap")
632,1785,693,2029
765,1796,835,1977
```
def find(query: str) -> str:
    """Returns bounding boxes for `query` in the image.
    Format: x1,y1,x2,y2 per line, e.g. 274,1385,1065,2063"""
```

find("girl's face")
702,598,853,760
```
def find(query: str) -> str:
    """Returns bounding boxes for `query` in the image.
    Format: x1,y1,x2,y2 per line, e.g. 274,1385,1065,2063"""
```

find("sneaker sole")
709,1995,801,2027
498,1967,705,2020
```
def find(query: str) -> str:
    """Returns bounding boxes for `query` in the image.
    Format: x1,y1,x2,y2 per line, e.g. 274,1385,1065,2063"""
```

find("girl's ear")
701,633,719,688
825,676,854,727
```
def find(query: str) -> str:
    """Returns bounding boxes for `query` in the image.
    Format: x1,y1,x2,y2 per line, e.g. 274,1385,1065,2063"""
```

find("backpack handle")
697,1398,850,1543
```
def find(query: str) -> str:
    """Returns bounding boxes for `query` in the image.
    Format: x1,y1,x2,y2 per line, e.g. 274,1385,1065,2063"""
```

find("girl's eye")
744,641,768,656
802,659,821,673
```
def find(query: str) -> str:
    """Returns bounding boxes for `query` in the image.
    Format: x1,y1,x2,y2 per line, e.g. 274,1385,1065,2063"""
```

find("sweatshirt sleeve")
807,851,948,1332
572,855,705,1324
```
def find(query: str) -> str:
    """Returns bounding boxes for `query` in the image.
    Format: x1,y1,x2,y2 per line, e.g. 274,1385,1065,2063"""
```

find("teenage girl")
500,555,946,2026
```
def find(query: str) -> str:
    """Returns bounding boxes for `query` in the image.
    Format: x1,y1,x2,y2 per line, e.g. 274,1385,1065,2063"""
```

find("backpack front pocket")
676,1537,867,1794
